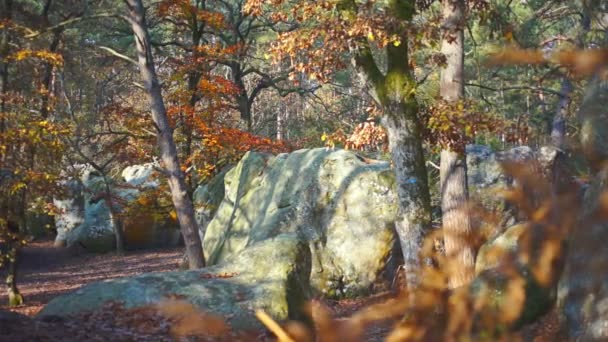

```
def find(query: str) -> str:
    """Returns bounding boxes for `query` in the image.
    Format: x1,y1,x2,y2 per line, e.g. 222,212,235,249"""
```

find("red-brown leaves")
157,300,230,338
322,117,388,152
157,0,226,30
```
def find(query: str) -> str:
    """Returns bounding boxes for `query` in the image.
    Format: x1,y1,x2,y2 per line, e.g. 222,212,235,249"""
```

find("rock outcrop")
471,222,557,330
475,223,529,275
558,167,608,340
193,168,230,239
466,145,548,234
39,234,311,330
203,148,400,298
53,164,181,252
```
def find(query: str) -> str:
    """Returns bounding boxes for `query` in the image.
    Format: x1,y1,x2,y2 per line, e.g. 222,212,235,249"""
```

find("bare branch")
25,13,120,38
97,46,138,65
465,83,566,97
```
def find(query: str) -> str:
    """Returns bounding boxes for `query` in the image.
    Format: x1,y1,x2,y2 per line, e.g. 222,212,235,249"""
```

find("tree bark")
551,77,572,149
6,245,23,307
440,150,474,287
382,103,432,289
0,0,12,137
439,0,474,288
580,75,608,171
345,0,432,290
125,0,205,269
3,220,23,307
231,63,254,132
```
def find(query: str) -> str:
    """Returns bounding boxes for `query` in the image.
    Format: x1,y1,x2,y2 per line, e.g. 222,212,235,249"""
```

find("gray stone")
121,163,159,188
470,221,556,332
466,145,537,234
203,148,399,298
53,179,85,247
470,265,555,332
475,223,529,275
580,76,608,169
558,167,608,340
466,145,502,189
193,168,231,238
466,144,535,189
62,166,115,252
54,164,181,252
38,234,311,330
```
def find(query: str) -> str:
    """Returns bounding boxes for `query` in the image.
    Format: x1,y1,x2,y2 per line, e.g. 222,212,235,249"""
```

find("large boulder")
39,234,311,330
203,148,399,298
121,163,159,188
579,76,608,170
469,266,556,333
466,145,538,234
556,76,608,341
466,145,536,189
471,222,557,331
557,167,608,340
62,166,115,252
193,168,231,238
53,178,85,247
54,164,181,252
475,223,529,275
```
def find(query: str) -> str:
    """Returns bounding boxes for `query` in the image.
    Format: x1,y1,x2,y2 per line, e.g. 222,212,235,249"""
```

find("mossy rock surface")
203,148,399,298
470,266,555,334
558,165,608,340
39,234,311,330
466,145,536,234
193,167,231,237
471,222,559,333
475,223,529,275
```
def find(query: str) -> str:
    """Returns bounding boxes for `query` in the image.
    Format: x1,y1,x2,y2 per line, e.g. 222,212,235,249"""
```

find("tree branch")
25,13,119,38
465,83,565,97
96,45,137,65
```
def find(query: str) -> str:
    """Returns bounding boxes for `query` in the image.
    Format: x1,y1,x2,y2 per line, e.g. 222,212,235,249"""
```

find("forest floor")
0,239,184,316
0,239,560,341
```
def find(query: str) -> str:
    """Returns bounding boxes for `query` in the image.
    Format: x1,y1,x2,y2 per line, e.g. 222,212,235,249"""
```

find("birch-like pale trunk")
124,0,205,269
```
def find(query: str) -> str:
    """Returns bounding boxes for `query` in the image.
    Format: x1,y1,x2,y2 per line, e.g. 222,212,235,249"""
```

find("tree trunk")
229,63,253,131
439,0,474,288
382,102,431,290
3,220,23,307
125,0,205,269
0,0,12,140
440,150,474,287
345,0,432,290
551,77,572,149
276,110,284,140
6,245,23,307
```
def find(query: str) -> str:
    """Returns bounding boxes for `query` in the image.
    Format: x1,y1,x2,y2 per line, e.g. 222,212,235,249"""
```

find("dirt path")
0,239,183,316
